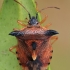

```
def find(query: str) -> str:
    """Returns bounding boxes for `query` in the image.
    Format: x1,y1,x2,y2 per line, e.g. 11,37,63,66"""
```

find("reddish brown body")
9,0,59,70
9,25,58,70
16,27,53,70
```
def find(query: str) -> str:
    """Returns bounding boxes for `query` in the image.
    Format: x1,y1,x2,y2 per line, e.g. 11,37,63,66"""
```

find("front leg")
39,15,48,25
17,20,27,27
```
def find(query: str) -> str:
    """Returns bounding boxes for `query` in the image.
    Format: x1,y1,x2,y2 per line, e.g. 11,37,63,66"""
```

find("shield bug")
9,0,59,70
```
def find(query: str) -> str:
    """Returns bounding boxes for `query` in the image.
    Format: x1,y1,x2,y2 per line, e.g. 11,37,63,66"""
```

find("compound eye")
28,21,31,25
36,22,38,24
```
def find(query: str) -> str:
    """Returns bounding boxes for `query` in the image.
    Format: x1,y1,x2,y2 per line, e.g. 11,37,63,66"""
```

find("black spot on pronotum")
9,31,24,36
45,30,59,36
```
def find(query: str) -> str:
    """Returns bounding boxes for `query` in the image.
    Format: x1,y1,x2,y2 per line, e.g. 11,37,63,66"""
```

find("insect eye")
29,21,30,23
36,22,38,24
28,21,31,25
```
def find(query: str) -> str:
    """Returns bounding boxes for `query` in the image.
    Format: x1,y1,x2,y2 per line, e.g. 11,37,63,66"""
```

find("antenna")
14,0,29,13
39,6,60,13
36,13,38,19
14,0,31,19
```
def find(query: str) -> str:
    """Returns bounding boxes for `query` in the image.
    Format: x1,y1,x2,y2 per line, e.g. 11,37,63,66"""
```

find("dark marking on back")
50,50,53,53
19,63,22,65
27,57,42,70
49,56,52,59
17,57,20,60
31,42,37,50
48,62,50,65
16,51,18,54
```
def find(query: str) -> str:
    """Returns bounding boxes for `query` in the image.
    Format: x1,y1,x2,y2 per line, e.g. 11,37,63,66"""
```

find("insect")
9,0,59,70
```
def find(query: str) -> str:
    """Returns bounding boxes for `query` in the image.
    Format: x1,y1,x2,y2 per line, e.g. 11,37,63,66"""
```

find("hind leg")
9,45,17,54
50,36,58,45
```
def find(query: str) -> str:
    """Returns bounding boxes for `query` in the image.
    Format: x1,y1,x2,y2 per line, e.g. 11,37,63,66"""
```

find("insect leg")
50,36,58,45
17,20,27,27
45,23,52,28
35,1,48,24
39,15,48,25
9,45,17,54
